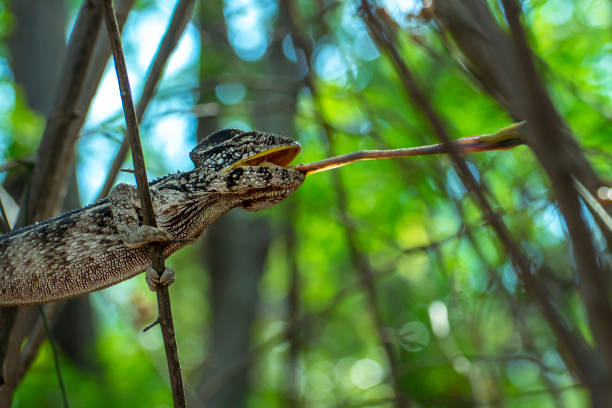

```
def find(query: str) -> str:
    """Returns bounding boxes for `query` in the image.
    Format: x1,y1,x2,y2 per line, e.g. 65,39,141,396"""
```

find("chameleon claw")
145,264,176,291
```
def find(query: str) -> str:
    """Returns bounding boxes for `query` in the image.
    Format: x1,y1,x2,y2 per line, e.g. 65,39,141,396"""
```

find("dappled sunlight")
3,0,610,406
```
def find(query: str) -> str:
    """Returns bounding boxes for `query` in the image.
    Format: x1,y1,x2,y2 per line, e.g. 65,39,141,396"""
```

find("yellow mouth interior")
226,145,301,173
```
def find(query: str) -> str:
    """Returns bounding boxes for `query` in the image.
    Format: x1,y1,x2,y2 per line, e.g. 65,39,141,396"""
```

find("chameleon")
0,129,303,306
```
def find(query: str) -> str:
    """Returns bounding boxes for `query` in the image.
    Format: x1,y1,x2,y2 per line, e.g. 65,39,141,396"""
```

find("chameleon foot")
124,226,173,248
145,265,176,291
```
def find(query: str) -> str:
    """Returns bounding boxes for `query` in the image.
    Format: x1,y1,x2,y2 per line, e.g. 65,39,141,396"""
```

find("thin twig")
96,0,196,201
38,305,69,408
101,1,185,406
291,123,524,175
18,303,62,381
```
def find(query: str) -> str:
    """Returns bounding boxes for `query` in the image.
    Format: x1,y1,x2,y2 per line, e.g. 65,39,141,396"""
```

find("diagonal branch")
359,0,592,387
19,0,103,225
101,1,185,406
430,1,612,401
499,0,612,383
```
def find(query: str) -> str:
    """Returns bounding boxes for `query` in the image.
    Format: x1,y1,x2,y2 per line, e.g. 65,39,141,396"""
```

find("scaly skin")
0,129,304,305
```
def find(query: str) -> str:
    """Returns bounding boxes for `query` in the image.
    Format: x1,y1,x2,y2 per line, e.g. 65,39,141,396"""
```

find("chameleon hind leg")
145,265,176,291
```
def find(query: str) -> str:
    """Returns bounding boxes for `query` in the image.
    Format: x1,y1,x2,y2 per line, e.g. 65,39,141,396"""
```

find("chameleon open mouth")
226,145,301,172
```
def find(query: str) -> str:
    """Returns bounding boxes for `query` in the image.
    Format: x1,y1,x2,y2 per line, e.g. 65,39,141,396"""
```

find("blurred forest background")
0,0,611,407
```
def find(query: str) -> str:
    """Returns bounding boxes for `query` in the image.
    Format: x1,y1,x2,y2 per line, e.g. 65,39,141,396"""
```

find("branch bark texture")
101,1,186,406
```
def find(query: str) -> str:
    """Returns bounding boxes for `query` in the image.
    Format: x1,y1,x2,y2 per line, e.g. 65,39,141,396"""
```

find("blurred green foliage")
1,0,610,406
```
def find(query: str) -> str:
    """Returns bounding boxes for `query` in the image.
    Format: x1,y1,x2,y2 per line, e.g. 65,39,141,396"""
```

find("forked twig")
101,1,186,406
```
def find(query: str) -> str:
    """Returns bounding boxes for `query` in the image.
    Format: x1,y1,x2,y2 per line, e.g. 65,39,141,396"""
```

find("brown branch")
359,0,593,389
97,0,196,200
101,1,185,406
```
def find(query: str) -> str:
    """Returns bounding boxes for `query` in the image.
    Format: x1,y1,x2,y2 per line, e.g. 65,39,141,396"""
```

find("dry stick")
97,0,196,201
38,306,68,408
101,1,186,407
359,0,590,384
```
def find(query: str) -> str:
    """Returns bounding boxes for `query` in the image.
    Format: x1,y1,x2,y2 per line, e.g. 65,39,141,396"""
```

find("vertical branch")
101,1,185,406
38,305,69,408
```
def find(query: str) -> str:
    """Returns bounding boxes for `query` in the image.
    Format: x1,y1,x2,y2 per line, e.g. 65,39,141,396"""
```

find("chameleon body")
0,129,304,305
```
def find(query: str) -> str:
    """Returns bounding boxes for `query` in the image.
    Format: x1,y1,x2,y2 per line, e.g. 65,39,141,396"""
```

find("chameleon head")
192,129,305,211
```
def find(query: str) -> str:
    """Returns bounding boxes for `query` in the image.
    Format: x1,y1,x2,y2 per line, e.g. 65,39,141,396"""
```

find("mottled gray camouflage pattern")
0,129,303,305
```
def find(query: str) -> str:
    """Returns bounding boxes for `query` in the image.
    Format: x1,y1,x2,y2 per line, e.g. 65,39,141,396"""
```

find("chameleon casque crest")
0,129,304,305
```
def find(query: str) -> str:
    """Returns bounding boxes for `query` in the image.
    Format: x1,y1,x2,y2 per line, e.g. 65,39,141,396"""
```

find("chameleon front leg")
109,183,173,248
109,183,176,291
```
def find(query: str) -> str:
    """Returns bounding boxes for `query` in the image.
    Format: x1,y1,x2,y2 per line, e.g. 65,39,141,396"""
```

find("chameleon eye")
189,129,245,167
